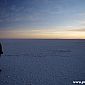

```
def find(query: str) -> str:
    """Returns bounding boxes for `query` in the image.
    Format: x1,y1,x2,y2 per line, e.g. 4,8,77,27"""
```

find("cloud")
68,28,85,32
65,25,85,32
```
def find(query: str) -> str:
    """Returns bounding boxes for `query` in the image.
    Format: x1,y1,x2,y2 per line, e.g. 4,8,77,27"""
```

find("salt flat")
0,39,85,85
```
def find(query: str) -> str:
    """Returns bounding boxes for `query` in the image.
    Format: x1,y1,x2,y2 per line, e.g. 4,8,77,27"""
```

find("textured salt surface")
0,39,85,85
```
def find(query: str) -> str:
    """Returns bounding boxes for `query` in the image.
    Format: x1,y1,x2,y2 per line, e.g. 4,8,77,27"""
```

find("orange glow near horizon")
0,29,85,39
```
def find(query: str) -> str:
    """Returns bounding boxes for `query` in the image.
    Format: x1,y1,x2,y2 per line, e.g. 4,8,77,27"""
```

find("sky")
0,0,85,39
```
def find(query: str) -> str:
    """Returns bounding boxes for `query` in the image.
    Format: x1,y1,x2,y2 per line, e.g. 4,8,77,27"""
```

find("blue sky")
0,0,85,39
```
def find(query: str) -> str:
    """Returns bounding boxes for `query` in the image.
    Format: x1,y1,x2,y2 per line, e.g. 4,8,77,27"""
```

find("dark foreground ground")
0,39,85,85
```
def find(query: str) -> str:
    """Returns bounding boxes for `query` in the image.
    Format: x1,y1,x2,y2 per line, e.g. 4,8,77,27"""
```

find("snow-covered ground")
0,39,85,85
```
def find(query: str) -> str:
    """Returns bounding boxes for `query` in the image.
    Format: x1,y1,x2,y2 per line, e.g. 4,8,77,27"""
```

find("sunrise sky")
0,0,85,39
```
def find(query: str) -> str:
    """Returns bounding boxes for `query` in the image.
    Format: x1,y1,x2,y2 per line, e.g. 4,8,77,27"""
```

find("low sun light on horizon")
0,26,85,39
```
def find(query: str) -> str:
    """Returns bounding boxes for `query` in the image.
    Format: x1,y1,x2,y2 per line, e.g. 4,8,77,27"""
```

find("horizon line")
0,38,85,40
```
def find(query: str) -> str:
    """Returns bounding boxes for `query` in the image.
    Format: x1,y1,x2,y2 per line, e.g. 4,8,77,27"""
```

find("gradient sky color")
0,0,85,39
